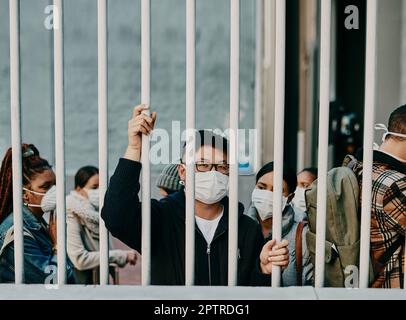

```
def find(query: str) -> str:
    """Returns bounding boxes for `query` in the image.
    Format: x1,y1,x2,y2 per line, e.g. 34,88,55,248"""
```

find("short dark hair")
74,166,99,189
301,167,318,179
256,162,297,195
387,104,406,141
182,130,229,161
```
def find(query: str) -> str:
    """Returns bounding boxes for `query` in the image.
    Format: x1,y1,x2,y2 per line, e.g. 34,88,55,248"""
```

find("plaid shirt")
343,151,406,288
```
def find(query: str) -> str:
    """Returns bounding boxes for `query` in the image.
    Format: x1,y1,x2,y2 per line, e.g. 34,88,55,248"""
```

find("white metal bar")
185,0,196,286
141,0,151,286
314,0,331,288
9,0,24,284
359,0,378,289
297,130,305,172
53,0,67,285
271,0,286,288
254,0,263,173
228,0,239,286
97,0,110,285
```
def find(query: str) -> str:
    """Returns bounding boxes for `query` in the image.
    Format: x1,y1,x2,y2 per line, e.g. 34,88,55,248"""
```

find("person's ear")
22,189,30,204
177,164,186,183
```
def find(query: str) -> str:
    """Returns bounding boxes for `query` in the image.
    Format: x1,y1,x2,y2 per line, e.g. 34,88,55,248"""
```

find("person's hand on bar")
126,250,138,266
259,239,289,275
124,104,157,162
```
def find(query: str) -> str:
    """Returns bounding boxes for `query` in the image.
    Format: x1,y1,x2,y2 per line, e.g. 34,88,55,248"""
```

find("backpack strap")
0,226,35,257
295,221,307,286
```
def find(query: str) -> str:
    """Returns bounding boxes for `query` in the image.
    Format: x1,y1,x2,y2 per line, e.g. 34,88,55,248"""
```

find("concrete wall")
0,0,258,206
375,0,404,141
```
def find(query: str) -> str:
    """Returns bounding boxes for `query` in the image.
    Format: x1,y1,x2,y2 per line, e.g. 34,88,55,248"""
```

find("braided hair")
0,144,51,223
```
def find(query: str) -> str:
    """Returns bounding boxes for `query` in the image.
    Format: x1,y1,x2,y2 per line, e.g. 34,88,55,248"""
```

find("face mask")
85,188,100,209
375,124,406,162
251,189,288,221
195,171,229,205
23,185,57,213
375,123,406,141
291,187,307,212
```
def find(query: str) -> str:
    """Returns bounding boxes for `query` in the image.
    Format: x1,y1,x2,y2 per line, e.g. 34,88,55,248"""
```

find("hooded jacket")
101,158,271,286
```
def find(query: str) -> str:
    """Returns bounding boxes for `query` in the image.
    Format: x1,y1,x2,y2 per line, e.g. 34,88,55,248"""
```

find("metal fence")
4,0,406,294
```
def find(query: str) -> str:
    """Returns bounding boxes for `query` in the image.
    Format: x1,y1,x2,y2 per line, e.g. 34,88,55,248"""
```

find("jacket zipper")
207,244,212,286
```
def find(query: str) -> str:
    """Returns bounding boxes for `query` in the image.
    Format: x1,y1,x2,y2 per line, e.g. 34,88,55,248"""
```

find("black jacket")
101,158,271,286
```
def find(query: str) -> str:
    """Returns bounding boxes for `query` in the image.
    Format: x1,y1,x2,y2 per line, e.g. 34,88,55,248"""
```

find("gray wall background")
0,0,258,206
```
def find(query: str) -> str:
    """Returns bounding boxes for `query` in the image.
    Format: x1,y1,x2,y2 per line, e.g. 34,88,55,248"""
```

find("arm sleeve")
383,180,406,235
248,224,272,286
67,217,101,271
6,235,65,284
100,158,164,252
101,159,143,251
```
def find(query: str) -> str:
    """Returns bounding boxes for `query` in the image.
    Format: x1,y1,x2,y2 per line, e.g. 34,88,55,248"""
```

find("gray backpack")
305,167,364,287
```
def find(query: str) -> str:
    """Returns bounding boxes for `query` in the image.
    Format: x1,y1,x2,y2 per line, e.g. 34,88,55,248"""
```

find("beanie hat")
156,164,182,192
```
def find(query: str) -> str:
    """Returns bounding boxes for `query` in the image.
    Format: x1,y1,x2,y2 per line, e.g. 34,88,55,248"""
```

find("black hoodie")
101,158,271,286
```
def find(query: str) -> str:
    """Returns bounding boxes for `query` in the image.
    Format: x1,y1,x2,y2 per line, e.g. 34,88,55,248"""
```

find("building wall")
375,0,404,140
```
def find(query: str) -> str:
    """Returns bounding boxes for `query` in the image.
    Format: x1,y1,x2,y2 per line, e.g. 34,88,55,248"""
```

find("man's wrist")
260,261,271,275
124,145,141,162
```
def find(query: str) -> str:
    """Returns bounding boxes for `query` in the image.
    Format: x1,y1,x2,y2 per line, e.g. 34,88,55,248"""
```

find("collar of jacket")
165,190,245,233
354,149,406,175
22,206,45,231
246,204,295,239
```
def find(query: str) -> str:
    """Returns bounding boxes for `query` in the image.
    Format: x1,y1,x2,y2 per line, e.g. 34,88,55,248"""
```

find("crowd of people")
0,104,404,288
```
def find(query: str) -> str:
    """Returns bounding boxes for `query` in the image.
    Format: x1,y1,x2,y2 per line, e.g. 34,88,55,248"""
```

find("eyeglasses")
196,162,229,174
181,161,230,175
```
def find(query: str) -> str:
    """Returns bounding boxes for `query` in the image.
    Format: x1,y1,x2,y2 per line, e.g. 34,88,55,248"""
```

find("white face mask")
23,185,57,213
85,188,100,209
375,124,406,162
291,187,307,212
194,171,229,205
375,123,406,141
251,189,288,221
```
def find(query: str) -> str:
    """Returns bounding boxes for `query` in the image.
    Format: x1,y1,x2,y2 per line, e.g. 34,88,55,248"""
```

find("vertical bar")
141,0,151,286
271,0,286,288
228,0,239,286
297,130,305,172
314,0,331,288
97,0,110,285
185,0,196,286
254,0,263,173
9,0,24,284
53,0,67,285
359,0,377,289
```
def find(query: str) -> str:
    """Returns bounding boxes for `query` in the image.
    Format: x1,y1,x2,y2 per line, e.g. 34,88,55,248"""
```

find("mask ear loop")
375,123,389,142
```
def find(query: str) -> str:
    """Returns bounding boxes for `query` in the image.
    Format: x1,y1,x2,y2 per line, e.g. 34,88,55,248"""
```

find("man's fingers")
268,253,289,262
132,104,149,118
151,112,157,125
269,247,289,257
129,118,153,133
264,239,276,250
272,261,289,267
274,239,289,250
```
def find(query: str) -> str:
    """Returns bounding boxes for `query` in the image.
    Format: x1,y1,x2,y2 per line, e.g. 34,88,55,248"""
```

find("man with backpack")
343,105,406,288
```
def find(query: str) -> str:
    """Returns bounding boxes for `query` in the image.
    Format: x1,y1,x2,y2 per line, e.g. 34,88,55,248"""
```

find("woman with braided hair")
0,144,75,283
